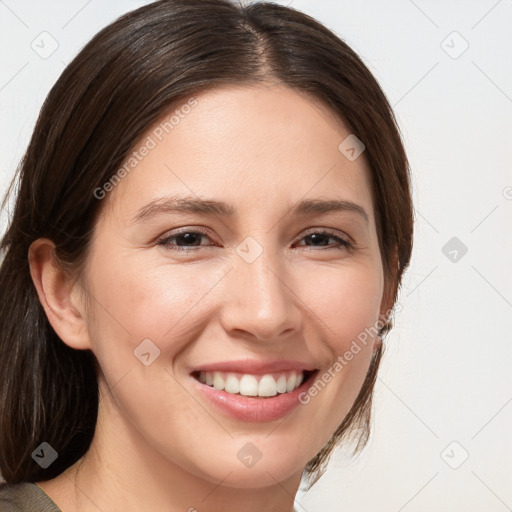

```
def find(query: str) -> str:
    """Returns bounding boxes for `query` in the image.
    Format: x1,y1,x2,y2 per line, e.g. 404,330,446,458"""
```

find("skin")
28,82,389,512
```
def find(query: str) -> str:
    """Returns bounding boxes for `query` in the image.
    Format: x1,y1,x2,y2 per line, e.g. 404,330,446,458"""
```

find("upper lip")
190,359,318,375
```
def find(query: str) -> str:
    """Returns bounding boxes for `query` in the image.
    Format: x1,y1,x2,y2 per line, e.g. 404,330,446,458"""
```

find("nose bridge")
220,237,300,340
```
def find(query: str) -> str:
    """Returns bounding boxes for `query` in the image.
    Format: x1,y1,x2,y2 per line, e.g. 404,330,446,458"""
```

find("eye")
294,229,353,250
156,228,214,252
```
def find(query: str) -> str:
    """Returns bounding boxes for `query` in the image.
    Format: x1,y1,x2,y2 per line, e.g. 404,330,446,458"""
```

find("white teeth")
196,370,306,397
286,372,296,392
213,371,224,390
276,374,287,394
258,375,277,397
239,375,258,396
225,373,240,394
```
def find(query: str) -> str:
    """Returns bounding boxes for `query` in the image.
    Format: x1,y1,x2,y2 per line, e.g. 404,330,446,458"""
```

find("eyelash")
155,228,354,252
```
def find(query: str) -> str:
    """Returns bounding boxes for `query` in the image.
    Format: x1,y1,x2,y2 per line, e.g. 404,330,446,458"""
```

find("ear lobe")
28,238,92,350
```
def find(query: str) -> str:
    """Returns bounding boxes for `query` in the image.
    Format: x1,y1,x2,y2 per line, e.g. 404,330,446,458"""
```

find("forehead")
103,83,375,224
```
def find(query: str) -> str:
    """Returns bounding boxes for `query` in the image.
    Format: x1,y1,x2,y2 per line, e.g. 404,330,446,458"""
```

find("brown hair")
0,0,413,488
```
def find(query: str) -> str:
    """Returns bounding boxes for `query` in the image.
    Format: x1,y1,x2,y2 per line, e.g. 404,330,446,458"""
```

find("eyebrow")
132,195,369,225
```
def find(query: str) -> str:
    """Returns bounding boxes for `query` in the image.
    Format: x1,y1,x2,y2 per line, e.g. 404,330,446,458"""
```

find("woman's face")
79,83,386,487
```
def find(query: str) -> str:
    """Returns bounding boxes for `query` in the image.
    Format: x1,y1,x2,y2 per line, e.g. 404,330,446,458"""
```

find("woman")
0,0,413,510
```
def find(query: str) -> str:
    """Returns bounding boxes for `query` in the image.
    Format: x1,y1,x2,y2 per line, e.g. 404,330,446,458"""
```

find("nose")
219,242,302,344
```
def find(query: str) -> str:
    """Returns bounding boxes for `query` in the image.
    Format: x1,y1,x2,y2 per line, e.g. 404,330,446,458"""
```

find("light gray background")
1,1,511,511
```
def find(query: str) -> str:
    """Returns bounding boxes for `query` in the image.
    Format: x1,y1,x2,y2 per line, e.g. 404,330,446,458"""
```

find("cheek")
293,262,383,427
300,260,384,349
84,247,226,351
113,270,192,340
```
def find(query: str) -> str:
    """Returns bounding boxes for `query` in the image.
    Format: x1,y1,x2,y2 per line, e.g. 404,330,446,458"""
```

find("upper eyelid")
300,227,351,240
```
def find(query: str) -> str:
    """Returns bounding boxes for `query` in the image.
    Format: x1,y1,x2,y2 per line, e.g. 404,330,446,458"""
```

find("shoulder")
0,482,62,512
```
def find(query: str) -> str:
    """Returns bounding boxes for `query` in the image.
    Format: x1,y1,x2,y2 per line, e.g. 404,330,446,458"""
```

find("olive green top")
0,482,62,511
0,481,303,511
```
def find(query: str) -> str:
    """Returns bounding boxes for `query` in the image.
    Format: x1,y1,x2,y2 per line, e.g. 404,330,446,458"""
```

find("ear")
28,238,92,350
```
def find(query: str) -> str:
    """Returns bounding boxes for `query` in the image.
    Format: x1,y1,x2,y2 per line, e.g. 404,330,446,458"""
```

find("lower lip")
190,372,318,422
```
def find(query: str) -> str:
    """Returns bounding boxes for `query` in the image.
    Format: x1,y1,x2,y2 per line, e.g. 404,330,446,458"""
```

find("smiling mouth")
191,369,317,398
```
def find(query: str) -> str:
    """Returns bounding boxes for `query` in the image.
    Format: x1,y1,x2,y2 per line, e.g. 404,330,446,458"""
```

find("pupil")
309,234,325,245
180,233,199,246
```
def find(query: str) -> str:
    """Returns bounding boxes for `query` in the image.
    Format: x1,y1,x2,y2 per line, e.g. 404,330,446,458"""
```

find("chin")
179,446,309,489
212,460,305,489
